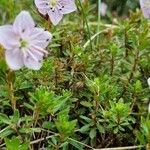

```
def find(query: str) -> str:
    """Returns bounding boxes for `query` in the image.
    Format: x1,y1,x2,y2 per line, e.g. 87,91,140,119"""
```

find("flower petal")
58,0,77,14
100,2,107,17
148,77,150,88
5,49,24,70
24,49,43,70
13,11,35,36
34,0,50,15
0,25,18,49
48,9,63,25
30,27,52,48
140,0,150,18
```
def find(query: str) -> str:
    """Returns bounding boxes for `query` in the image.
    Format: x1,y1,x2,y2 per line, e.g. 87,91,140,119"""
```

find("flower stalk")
6,69,16,111
8,0,15,19
110,55,114,76
97,0,101,45
78,0,93,51
129,48,140,81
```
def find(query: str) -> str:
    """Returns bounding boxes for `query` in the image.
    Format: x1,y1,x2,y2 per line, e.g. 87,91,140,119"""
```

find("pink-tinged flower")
148,102,150,114
0,11,52,70
35,0,77,25
148,78,150,88
100,2,107,17
140,0,150,18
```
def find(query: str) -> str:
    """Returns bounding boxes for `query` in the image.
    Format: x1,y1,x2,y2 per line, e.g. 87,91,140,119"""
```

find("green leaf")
5,137,29,150
78,124,90,133
114,127,119,134
42,121,55,130
80,115,91,123
12,110,20,123
134,80,142,92
0,127,14,139
0,114,11,124
97,124,105,133
89,128,96,139
19,128,41,134
68,138,84,150
80,101,92,108
61,142,69,150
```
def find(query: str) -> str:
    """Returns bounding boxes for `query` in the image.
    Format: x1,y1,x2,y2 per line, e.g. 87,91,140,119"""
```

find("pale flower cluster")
0,0,76,70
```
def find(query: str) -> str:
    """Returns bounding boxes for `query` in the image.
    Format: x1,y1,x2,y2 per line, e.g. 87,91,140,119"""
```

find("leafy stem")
6,69,16,111
77,0,93,51
8,0,15,20
129,48,140,81
110,55,114,76
97,0,101,45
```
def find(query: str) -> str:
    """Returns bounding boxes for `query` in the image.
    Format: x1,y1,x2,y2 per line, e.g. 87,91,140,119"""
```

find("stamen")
20,40,28,48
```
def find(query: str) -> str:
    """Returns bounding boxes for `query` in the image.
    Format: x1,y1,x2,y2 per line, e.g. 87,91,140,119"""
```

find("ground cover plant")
0,0,150,150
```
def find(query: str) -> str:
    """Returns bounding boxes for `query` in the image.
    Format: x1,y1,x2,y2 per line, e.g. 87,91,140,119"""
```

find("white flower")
140,0,150,18
100,2,107,17
35,0,77,25
148,102,150,114
147,78,150,88
0,11,52,70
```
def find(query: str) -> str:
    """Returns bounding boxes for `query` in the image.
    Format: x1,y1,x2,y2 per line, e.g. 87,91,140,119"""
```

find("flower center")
20,40,28,48
50,0,57,7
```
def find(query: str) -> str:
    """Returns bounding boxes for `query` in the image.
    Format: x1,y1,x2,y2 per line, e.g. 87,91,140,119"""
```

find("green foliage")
0,0,149,149
28,88,72,115
55,109,77,139
103,100,135,134
137,117,150,145
5,137,29,150
86,75,119,101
